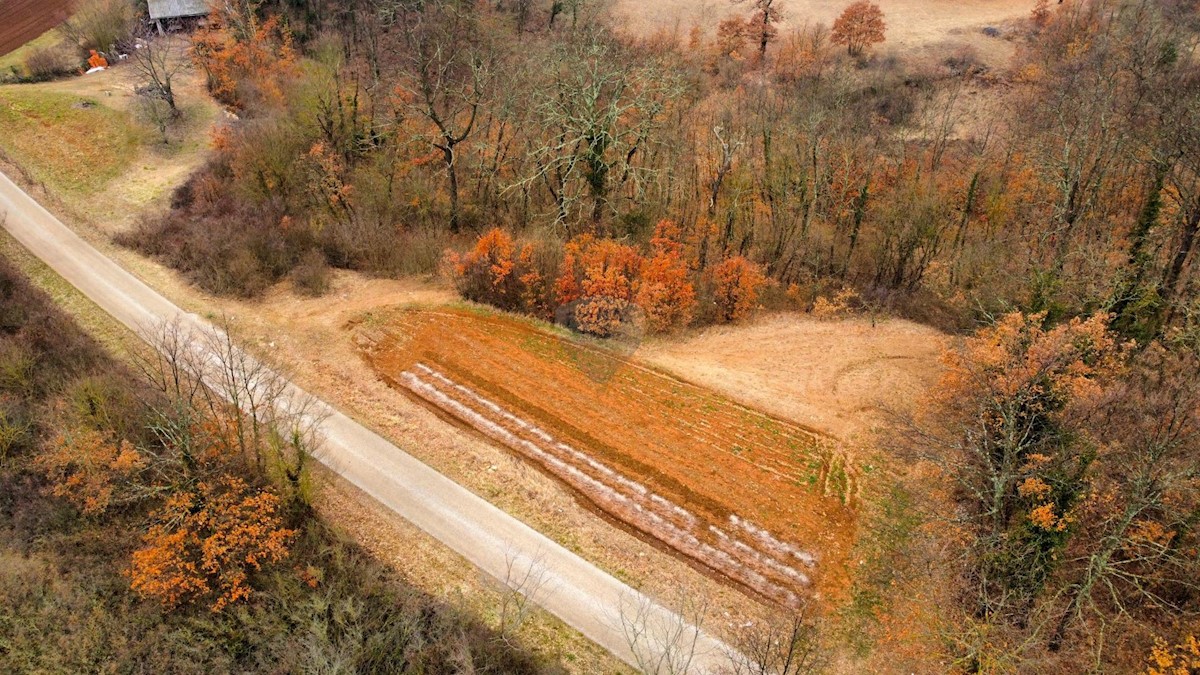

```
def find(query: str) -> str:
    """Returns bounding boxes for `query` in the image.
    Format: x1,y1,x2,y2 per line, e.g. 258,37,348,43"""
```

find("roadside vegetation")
0,253,553,672
2,0,1200,671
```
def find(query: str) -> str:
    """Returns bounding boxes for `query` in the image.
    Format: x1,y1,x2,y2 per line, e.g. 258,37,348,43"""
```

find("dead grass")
0,57,222,233
611,0,1029,67
639,312,949,442
0,86,138,194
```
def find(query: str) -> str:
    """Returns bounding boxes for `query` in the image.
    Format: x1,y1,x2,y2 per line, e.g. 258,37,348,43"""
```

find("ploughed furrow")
413,312,858,504
420,326,836,511
400,362,816,607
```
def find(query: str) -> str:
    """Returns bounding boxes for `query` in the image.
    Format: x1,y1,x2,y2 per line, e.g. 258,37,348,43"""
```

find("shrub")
22,45,73,82
58,0,135,57
447,228,551,317
292,249,331,296
711,256,767,323
635,220,697,333
555,235,644,336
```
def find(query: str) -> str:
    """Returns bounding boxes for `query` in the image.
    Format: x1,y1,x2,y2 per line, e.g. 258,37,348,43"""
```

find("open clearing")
612,0,1033,63
357,307,859,606
0,0,71,59
640,314,948,441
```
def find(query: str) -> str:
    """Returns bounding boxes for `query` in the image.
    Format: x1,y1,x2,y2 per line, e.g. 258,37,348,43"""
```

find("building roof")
147,0,209,20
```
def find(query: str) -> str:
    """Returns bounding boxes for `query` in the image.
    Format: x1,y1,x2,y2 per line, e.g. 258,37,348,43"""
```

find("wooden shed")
148,0,210,32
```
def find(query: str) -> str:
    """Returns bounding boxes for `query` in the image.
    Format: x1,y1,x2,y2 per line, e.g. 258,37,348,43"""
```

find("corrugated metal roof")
148,0,210,19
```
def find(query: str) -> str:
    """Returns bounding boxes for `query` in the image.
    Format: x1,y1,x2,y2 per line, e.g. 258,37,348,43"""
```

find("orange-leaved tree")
130,475,295,611
926,312,1127,618
190,0,297,109
734,0,784,61
35,425,145,516
636,220,697,333
556,235,644,336
831,0,886,57
711,255,766,323
447,228,550,317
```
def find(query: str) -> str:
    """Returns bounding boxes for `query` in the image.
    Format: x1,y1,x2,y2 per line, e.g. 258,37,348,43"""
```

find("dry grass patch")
0,87,138,194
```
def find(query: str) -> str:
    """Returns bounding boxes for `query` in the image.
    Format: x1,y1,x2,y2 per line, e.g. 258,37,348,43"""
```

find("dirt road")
0,169,735,673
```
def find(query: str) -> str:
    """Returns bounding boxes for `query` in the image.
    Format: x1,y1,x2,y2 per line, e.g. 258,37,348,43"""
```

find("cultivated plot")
357,307,858,605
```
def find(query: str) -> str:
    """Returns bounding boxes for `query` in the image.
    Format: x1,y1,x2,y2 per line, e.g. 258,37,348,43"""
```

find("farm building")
148,0,210,32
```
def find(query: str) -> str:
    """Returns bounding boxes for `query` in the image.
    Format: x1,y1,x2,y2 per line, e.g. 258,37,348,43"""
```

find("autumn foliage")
130,475,295,611
35,426,144,516
190,1,297,109
635,221,698,333
554,234,643,336
711,255,768,323
831,0,887,56
446,228,550,317
449,221,768,335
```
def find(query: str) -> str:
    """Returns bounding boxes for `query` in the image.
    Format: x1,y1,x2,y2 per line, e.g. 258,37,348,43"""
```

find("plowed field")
356,307,858,605
0,0,70,58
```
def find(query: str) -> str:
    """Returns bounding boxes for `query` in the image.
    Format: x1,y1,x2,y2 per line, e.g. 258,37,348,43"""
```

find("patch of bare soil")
356,307,859,608
638,313,948,443
0,0,70,58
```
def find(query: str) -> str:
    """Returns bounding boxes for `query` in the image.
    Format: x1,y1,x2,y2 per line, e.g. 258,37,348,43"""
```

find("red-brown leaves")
35,426,144,516
190,4,297,109
831,0,886,57
130,476,295,611
711,255,767,323
446,228,550,317
636,221,698,333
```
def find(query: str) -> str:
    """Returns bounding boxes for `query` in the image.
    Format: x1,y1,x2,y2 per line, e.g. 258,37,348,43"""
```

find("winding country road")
0,169,735,674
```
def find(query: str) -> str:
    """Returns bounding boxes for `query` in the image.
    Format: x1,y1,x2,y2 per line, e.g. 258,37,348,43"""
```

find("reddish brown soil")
356,307,858,606
0,0,70,58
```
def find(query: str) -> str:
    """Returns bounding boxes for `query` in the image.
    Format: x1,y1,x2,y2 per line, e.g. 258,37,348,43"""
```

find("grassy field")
0,87,139,194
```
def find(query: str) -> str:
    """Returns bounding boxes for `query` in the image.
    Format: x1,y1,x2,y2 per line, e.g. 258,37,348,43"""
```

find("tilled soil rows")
356,308,858,603
0,0,70,58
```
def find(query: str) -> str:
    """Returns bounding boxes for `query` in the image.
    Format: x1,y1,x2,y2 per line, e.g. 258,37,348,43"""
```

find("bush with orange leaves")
555,234,644,337
35,426,145,516
1146,633,1200,675
711,255,767,323
635,221,697,333
446,228,551,318
130,475,295,611
190,1,297,109
920,312,1128,621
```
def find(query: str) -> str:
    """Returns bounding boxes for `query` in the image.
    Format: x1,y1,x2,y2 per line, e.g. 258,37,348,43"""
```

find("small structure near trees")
147,0,209,34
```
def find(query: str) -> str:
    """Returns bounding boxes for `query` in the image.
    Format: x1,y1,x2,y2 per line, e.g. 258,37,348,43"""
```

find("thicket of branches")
111,0,1200,667
125,0,1200,341
0,255,550,672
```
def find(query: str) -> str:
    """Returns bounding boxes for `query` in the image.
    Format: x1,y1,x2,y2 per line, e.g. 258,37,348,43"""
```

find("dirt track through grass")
358,307,859,603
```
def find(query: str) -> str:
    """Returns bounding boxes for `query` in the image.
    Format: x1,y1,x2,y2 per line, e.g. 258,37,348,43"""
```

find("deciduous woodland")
0,258,550,671
7,0,1200,670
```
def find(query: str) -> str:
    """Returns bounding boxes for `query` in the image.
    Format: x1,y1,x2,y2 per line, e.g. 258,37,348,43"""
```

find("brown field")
611,0,1032,63
640,313,949,441
0,0,70,58
356,307,858,607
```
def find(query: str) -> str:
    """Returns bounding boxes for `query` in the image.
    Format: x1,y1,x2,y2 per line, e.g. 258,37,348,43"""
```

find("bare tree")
134,316,326,502
497,546,553,638
130,32,187,115
724,607,826,675
618,586,710,675
520,30,685,232
389,1,493,233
